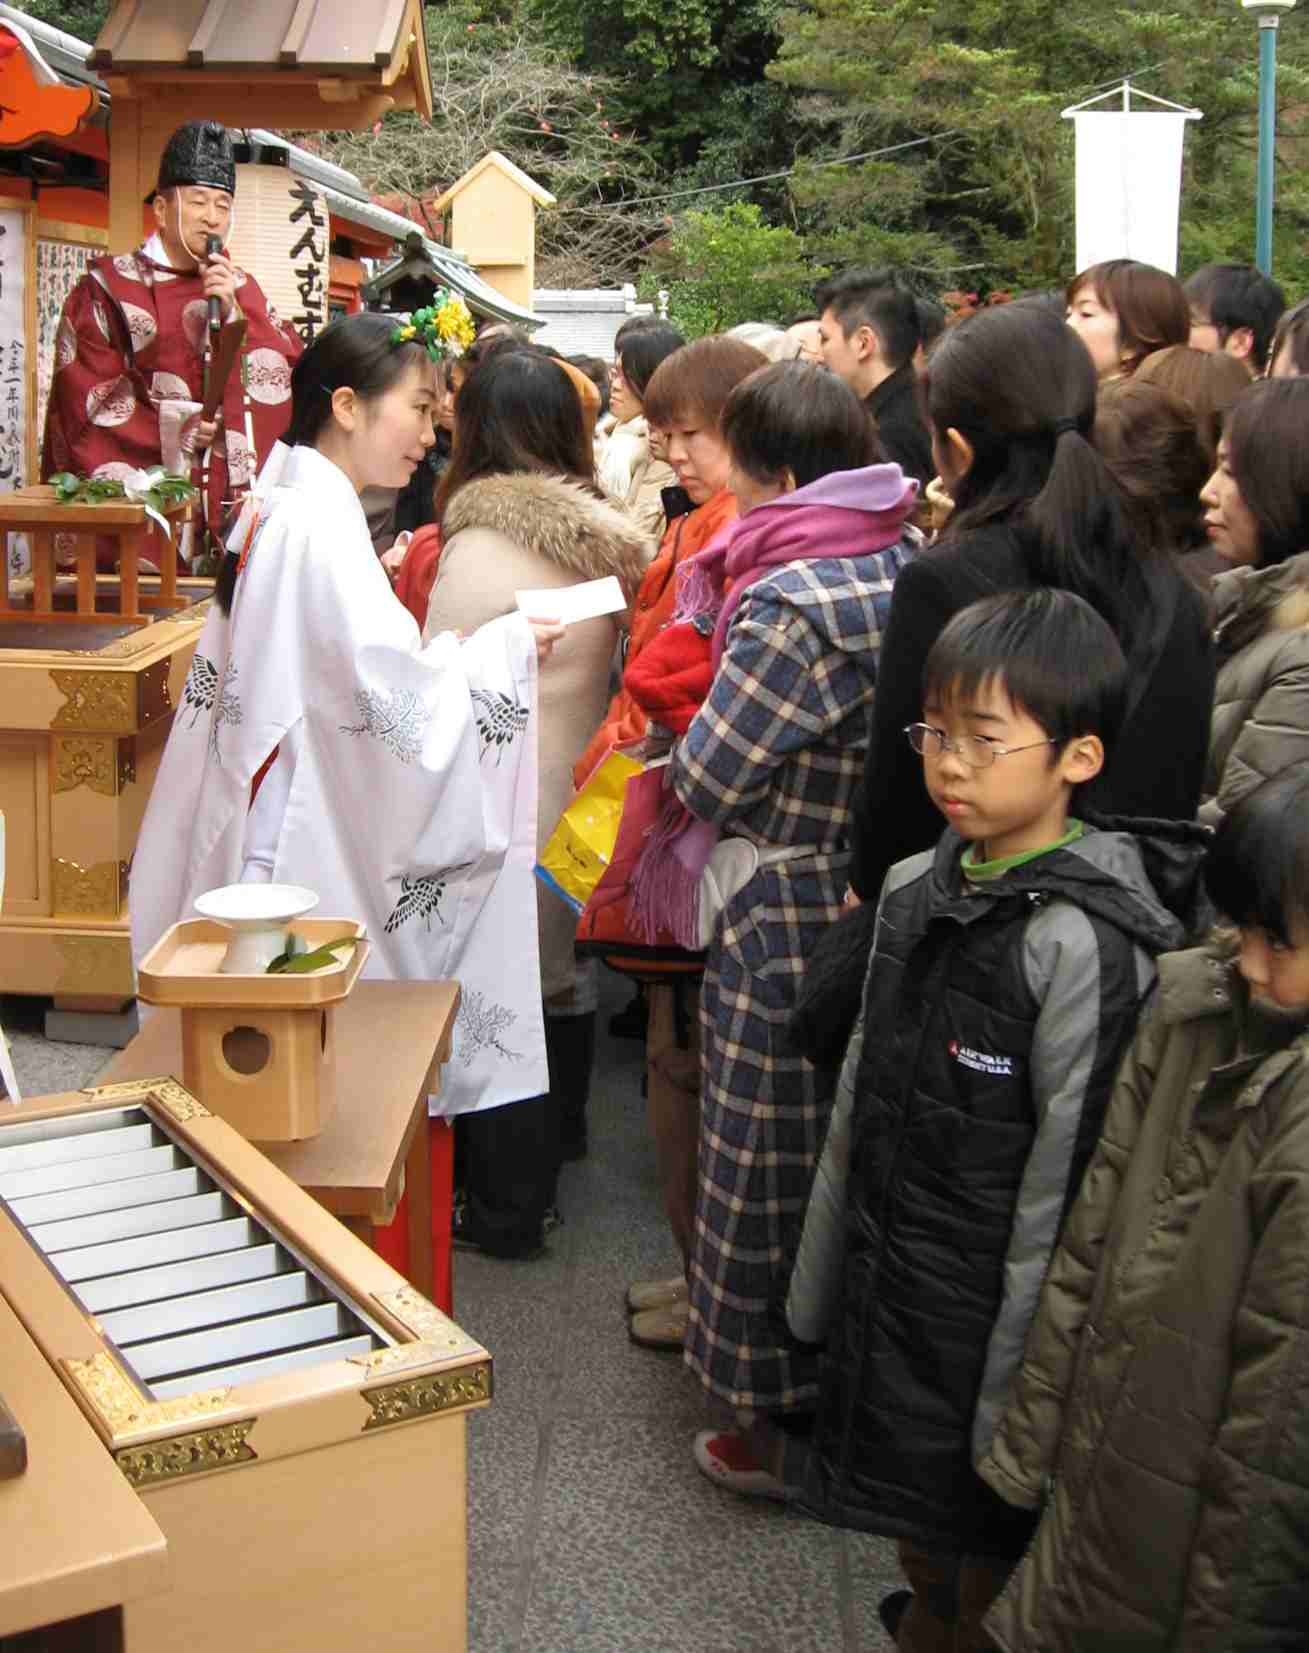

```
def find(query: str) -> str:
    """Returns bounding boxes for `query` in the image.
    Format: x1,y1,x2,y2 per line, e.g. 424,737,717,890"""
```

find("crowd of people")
117,208,1309,1651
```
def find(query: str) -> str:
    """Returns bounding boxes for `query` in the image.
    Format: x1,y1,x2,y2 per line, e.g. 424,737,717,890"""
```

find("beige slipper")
625,1274,688,1314
628,1299,690,1349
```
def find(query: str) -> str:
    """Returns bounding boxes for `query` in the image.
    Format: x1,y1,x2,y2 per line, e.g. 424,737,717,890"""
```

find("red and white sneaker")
692,1430,788,1502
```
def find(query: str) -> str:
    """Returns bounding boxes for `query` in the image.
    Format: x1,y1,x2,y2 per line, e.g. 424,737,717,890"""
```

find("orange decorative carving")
0,28,98,149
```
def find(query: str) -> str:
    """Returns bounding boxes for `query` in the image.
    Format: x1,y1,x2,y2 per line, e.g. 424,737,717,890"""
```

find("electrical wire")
588,60,1169,210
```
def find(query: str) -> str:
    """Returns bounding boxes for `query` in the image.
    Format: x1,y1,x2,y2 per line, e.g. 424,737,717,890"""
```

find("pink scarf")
630,464,917,948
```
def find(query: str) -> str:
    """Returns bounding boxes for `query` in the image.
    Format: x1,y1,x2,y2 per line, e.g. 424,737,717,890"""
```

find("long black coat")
846,523,1216,901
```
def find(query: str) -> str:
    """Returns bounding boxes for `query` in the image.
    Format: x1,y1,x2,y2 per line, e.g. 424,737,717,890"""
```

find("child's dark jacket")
788,821,1199,1548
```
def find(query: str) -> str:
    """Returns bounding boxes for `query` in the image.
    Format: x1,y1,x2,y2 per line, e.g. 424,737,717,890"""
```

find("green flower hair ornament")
391,290,477,361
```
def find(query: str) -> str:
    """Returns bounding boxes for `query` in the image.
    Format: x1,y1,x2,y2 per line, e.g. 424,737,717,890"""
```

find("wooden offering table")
0,487,209,1007
0,1076,487,1653
0,1291,170,1646
98,980,461,1304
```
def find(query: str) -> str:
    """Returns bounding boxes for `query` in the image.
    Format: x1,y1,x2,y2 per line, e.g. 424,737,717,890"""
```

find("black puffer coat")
792,822,1205,1550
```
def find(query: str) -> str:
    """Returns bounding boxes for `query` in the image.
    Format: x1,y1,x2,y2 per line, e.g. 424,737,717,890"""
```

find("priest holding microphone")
41,120,303,565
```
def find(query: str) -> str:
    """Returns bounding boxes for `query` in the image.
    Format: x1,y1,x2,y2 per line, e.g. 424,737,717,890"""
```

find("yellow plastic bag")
535,750,644,915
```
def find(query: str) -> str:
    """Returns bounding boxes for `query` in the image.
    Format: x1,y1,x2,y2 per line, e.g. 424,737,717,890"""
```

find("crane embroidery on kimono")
181,653,219,724
456,988,521,1066
339,686,430,765
471,689,528,763
384,871,450,934
182,654,242,763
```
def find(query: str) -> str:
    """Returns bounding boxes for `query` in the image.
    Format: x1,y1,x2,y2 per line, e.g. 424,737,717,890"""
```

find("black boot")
552,1010,597,1161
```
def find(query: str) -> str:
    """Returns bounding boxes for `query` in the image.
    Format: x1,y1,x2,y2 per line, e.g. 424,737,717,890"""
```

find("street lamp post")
1242,0,1297,276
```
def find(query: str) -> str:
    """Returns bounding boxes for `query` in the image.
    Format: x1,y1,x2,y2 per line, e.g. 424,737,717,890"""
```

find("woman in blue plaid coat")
667,363,919,1492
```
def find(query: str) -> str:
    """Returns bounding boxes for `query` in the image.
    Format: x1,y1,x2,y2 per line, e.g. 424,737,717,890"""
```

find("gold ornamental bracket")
361,1362,492,1432
50,661,172,735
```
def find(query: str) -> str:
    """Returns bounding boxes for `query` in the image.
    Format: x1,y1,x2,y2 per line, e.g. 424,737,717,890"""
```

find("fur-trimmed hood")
442,471,653,600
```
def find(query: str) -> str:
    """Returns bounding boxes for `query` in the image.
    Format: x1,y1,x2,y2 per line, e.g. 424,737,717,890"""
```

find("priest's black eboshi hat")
150,121,236,201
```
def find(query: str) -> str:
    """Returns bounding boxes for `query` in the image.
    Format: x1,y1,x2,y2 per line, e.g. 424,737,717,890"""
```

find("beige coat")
598,416,675,547
1204,551,1309,825
424,472,653,1002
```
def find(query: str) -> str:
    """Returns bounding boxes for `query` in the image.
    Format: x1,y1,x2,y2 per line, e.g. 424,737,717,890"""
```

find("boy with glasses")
784,588,1206,1650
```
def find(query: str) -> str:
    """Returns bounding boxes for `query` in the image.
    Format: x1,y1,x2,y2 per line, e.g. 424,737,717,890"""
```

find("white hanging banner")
1064,87,1201,276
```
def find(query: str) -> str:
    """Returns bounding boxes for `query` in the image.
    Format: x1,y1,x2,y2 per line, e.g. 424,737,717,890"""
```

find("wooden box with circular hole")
136,919,368,1142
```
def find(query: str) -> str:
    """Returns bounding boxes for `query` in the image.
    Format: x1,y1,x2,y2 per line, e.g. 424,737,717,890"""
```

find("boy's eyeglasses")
904,723,1059,770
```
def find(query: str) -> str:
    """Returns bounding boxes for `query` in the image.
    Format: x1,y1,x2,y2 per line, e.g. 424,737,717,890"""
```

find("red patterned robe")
41,239,303,558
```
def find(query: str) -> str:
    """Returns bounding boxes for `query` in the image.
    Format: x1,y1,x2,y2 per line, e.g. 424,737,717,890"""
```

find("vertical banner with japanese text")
228,165,329,349
0,202,35,490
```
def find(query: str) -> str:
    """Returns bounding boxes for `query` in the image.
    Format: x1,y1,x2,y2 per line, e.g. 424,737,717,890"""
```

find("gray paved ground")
6,976,898,1653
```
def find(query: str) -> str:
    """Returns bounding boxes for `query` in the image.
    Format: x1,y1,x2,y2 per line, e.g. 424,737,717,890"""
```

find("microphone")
205,234,223,334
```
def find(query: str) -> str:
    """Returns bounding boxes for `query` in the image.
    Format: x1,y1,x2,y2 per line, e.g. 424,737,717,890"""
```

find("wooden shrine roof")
91,0,431,119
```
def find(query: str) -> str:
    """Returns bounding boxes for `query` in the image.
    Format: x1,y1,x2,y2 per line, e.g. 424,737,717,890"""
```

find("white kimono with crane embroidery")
130,442,546,1115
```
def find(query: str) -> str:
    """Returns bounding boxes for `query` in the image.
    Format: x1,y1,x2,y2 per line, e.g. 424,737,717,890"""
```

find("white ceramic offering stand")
193,884,320,975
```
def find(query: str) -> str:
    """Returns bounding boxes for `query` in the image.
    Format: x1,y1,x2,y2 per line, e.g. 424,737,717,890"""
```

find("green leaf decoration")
265,935,359,975
48,472,199,510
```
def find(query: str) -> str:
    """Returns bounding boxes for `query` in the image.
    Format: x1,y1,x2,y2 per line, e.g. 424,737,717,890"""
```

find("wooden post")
29,528,51,614
75,535,96,615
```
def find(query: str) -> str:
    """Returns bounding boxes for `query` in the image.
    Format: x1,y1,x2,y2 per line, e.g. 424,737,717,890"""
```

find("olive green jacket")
1203,551,1309,826
980,943,1309,1651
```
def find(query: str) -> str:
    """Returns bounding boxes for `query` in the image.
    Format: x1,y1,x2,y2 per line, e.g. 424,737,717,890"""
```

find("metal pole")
1256,14,1279,275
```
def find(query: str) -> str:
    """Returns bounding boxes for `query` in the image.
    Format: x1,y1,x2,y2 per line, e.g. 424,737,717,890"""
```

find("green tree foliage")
526,0,792,178
639,202,823,334
768,0,1309,294
19,0,112,41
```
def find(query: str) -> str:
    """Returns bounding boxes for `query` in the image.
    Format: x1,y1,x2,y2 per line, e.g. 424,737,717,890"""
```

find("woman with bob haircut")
1066,258,1190,379
651,359,919,1487
132,310,564,1131
846,299,1214,906
426,348,654,1257
574,334,767,781
1202,377,1309,825
1094,378,1216,594
598,320,685,540
1135,343,1253,468
981,761,1309,1650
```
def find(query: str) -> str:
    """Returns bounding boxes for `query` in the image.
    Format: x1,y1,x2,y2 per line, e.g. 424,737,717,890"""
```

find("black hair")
721,361,883,489
613,314,663,351
617,323,686,402
915,296,946,352
568,353,611,417
923,589,1128,754
216,311,431,612
1204,762,1309,944
1270,295,1309,377
925,299,1157,655
1225,378,1309,568
813,268,921,370
1185,262,1287,375
436,348,599,527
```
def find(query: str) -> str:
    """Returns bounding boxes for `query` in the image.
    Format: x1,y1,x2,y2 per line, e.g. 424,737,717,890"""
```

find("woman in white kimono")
131,310,563,1119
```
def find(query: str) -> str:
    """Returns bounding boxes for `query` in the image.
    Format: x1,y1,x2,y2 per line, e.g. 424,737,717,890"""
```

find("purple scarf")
630,464,917,947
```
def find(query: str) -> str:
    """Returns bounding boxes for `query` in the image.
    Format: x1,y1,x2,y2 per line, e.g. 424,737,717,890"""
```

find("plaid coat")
672,542,914,1412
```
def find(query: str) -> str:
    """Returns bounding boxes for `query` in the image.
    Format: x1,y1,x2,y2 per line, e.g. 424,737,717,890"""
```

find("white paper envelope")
515,576,627,626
